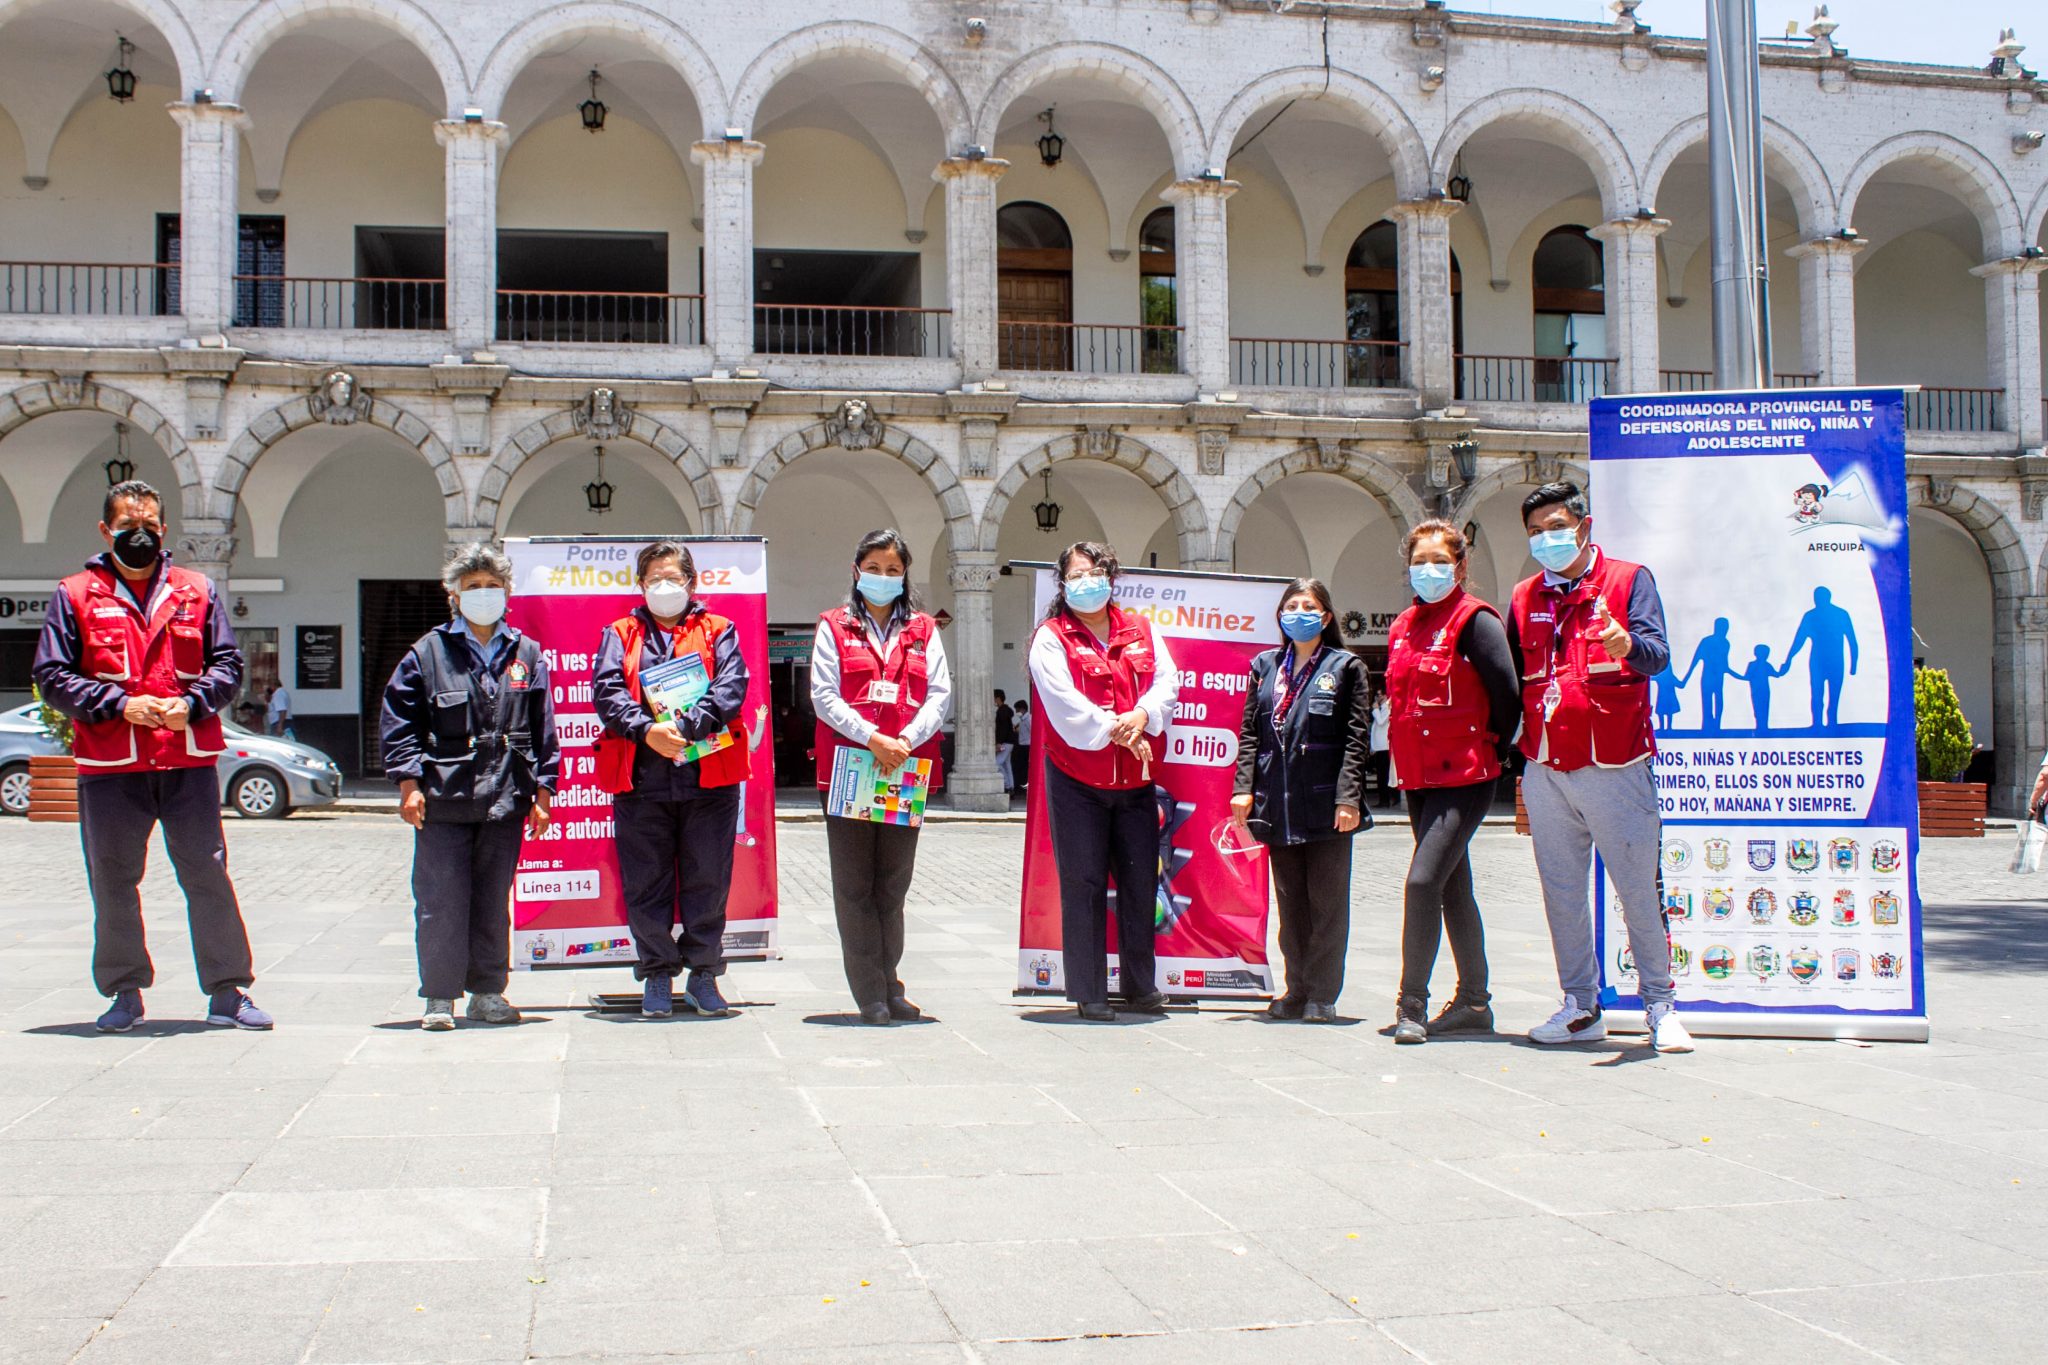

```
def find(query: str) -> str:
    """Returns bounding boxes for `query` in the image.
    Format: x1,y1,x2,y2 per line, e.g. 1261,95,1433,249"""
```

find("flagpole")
1707,0,1772,388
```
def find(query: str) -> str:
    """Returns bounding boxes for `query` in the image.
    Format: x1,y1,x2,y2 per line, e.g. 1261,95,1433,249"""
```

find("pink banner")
503,537,778,968
1017,566,1284,998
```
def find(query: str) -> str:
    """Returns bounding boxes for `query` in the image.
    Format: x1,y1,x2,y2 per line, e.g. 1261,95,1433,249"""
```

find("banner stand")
1602,1010,1930,1042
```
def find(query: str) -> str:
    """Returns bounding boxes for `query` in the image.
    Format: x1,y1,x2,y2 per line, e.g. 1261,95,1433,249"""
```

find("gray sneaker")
422,998,456,1031
465,992,520,1025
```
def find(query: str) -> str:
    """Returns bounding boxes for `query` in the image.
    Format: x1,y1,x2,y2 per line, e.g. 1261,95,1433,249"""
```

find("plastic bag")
2011,814,2046,875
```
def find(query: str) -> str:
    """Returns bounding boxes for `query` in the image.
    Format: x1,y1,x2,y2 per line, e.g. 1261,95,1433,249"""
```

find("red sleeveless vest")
1035,606,1166,791
1385,587,1503,790
812,607,942,788
593,610,750,793
1508,550,1655,771
60,563,227,774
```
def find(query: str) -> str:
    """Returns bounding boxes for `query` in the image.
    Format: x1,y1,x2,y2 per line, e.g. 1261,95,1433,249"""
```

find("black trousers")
823,802,922,1007
1044,763,1158,1005
1267,836,1354,1006
411,816,523,1000
615,789,740,981
1367,752,1396,807
1399,779,1495,1006
79,768,252,998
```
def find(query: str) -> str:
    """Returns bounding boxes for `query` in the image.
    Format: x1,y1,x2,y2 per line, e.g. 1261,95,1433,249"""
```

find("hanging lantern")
584,445,614,514
579,69,607,133
104,421,135,485
1036,106,1064,168
105,36,137,103
1445,152,1472,203
1032,468,1061,533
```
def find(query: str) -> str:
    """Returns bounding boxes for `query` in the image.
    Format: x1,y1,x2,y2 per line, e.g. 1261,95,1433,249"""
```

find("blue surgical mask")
1409,563,1457,604
1063,574,1113,613
1528,526,1584,574
857,572,904,606
1279,610,1325,643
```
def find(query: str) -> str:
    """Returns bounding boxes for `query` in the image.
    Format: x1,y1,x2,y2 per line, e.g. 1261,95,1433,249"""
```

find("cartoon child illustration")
1793,483,1827,524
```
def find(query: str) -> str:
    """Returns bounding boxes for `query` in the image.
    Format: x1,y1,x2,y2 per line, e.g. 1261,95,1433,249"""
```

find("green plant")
31,683,72,755
1913,666,1974,782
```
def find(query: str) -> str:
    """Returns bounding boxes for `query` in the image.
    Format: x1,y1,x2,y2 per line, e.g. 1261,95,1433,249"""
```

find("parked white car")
0,703,342,818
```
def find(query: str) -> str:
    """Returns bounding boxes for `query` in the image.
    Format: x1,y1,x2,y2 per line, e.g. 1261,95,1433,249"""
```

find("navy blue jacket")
381,619,559,823
591,603,750,799
1233,646,1371,846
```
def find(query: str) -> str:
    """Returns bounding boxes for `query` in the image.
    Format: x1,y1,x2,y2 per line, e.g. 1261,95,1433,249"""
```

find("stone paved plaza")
1,812,2044,1364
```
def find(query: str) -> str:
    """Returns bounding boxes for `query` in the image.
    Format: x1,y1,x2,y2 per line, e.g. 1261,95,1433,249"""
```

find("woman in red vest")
1383,519,1521,1044
592,541,751,1019
810,529,953,1026
1027,541,1180,1022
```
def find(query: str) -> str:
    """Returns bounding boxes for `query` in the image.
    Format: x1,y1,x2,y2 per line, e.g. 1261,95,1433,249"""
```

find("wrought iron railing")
0,261,176,316
1659,369,1825,392
234,276,446,330
1906,387,2002,432
996,321,1183,375
754,303,949,358
1230,337,1405,389
495,290,700,344
1456,353,1616,403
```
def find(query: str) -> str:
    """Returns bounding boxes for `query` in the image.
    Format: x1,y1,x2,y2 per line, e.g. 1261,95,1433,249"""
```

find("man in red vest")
32,480,271,1033
1507,482,1690,1054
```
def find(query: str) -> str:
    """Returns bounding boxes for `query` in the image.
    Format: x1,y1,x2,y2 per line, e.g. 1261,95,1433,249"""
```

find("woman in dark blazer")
1230,577,1371,1022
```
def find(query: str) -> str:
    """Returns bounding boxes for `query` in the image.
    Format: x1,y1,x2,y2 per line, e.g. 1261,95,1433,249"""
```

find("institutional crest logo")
1704,887,1735,921
1669,943,1692,977
1871,951,1903,980
527,935,554,964
1703,944,1735,980
1833,948,1860,981
1872,839,1903,874
1662,839,1693,874
1871,891,1901,926
1827,838,1860,874
1788,890,1819,927
1663,890,1694,923
1831,888,1859,927
1747,943,1782,979
1704,838,1732,871
1747,839,1776,872
1031,956,1056,988
1616,944,1637,978
1787,838,1820,873
1747,888,1777,924
1788,946,1822,983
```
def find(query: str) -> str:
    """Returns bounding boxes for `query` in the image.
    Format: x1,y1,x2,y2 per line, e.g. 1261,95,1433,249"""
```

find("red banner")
1017,566,1284,998
503,537,778,967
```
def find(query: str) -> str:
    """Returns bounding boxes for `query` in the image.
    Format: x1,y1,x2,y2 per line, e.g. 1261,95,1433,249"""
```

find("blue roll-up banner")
1588,387,1928,1041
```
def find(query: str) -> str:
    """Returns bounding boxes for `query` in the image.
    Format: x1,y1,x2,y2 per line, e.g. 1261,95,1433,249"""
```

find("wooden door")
998,268,1071,370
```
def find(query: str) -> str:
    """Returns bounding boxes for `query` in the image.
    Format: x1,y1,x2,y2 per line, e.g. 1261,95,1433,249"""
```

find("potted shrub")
26,684,79,824
1914,666,1984,838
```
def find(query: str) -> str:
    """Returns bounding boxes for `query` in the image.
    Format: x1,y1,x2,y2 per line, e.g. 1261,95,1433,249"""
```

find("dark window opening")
496,229,671,343
1138,207,1177,374
355,226,446,329
753,248,926,356
155,214,285,324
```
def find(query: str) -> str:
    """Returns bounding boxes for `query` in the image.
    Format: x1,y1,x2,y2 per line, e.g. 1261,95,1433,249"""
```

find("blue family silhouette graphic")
1665,591,1862,736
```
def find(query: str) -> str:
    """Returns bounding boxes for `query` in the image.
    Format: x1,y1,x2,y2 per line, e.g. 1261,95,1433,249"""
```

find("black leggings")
1398,779,1495,1006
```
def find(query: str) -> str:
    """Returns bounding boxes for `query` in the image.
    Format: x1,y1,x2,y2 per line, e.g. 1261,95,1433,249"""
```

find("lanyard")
1275,645,1322,722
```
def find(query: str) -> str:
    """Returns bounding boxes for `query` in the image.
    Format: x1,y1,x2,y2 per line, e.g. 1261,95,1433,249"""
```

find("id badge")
1542,679,1562,721
867,680,901,705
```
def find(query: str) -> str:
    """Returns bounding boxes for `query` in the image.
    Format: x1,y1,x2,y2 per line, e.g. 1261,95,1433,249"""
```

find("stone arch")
2029,179,2048,249
1839,132,2025,257
1214,444,1429,568
976,43,1207,179
210,390,463,529
0,379,204,519
1446,454,1592,529
731,416,973,550
471,2,727,127
1209,67,1431,202
1640,115,1837,237
478,406,722,533
1433,89,1638,219
0,0,204,98
728,21,971,148
211,0,466,114
976,431,1209,563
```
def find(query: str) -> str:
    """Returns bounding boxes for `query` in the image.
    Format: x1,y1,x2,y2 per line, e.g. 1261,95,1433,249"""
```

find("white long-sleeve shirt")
809,607,952,750
1027,620,1179,751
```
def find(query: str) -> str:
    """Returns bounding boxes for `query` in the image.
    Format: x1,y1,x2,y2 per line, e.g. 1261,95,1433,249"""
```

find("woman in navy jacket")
1230,578,1371,1022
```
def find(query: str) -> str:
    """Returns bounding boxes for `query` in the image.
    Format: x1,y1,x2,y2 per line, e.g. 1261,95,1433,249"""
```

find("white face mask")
643,580,691,618
457,586,506,626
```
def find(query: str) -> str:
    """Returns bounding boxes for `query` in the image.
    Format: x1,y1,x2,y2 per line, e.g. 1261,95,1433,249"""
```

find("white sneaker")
1648,1001,1694,1053
421,998,455,1031
1528,994,1606,1045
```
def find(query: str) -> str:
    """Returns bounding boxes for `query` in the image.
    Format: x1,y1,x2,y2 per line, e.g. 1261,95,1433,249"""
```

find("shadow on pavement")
22,1020,215,1038
801,1012,942,1027
1921,900,2048,971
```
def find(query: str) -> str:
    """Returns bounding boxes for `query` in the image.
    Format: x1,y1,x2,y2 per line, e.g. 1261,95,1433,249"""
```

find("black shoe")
1302,1001,1338,1024
886,995,921,1022
1392,994,1428,1044
1268,996,1305,1021
1426,999,1496,1036
1124,990,1169,1013
859,1002,892,1027
1076,1002,1116,1022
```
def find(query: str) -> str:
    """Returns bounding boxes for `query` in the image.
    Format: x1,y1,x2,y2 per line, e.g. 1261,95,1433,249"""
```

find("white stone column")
1161,177,1239,391
1972,256,2047,447
168,102,250,335
1588,216,1667,395
946,549,1008,812
1386,198,1461,406
691,139,766,366
1784,235,1863,386
175,521,236,595
1999,596,2048,816
435,119,508,355
934,155,1009,380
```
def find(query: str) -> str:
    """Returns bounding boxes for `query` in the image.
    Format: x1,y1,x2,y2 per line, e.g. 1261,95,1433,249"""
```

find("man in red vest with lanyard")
1507,482,1691,1054
32,479,272,1033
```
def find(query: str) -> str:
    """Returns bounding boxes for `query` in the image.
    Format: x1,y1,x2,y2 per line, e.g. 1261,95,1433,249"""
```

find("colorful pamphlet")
826,746,932,826
638,651,734,765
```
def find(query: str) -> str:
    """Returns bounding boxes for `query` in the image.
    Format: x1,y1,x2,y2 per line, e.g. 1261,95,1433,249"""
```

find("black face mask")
111,527,161,571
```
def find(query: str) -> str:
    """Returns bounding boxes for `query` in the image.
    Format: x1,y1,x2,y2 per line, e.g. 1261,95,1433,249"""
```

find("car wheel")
0,763,30,817
230,767,289,819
